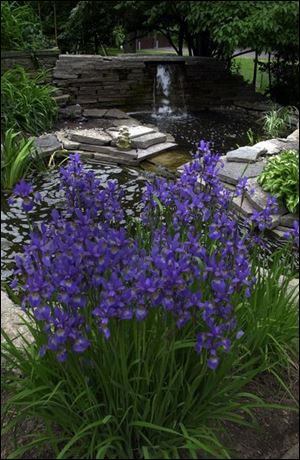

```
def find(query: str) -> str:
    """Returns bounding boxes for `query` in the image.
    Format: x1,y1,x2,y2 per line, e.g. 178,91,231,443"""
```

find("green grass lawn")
233,57,270,93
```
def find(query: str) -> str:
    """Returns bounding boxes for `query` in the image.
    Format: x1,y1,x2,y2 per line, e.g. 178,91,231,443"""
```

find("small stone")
34,134,62,157
226,146,263,163
280,213,299,228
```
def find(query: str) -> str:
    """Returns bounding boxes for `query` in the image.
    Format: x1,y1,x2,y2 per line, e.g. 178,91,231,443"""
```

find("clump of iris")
9,144,298,369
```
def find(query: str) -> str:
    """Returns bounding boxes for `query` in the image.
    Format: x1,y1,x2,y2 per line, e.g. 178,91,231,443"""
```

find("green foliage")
0,307,284,459
238,250,299,372
261,106,299,139
1,66,58,136
112,25,126,48
2,246,298,458
1,129,34,190
1,1,49,50
258,150,299,213
59,1,118,54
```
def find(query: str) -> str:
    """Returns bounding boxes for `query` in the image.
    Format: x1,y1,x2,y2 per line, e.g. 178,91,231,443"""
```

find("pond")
2,109,294,283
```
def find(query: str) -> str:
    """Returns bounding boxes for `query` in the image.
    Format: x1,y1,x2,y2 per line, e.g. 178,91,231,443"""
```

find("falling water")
153,64,187,117
154,64,173,115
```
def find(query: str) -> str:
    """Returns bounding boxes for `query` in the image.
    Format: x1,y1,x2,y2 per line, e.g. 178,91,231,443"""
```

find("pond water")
2,109,293,284
131,109,261,156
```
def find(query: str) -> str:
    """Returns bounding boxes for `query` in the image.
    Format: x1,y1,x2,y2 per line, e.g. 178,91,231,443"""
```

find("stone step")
107,125,157,140
69,150,138,166
77,143,138,159
137,142,178,161
132,132,167,149
69,129,112,145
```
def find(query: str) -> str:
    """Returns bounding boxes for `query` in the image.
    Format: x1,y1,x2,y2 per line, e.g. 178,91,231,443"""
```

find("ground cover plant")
2,142,299,459
1,66,58,136
258,149,299,214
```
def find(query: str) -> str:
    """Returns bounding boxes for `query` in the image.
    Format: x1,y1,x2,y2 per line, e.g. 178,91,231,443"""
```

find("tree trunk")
193,31,212,57
252,50,258,88
268,52,272,89
124,32,137,53
53,1,58,47
178,25,184,56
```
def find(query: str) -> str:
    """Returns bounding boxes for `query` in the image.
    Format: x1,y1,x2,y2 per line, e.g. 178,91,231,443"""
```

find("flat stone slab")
132,132,167,149
34,134,62,156
69,129,112,145
107,125,156,139
280,213,299,228
110,118,140,127
226,146,263,163
252,138,298,155
232,195,254,217
104,109,131,119
137,142,178,160
77,143,138,158
63,139,80,150
70,150,138,166
245,177,287,214
83,109,108,118
218,156,266,185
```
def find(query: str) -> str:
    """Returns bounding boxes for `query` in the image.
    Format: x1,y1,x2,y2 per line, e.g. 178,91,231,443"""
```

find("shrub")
258,149,299,214
2,144,299,458
1,1,50,51
1,66,58,136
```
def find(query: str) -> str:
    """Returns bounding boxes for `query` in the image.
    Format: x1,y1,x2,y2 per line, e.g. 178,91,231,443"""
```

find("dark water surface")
131,109,261,155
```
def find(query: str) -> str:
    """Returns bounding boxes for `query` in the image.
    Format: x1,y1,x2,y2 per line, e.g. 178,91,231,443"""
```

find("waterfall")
153,64,187,117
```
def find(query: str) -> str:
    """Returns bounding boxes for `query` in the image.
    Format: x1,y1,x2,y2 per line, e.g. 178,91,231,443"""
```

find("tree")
58,1,119,54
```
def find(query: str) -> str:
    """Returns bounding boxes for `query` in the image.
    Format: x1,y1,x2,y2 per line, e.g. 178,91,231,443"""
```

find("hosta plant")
258,149,299,213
